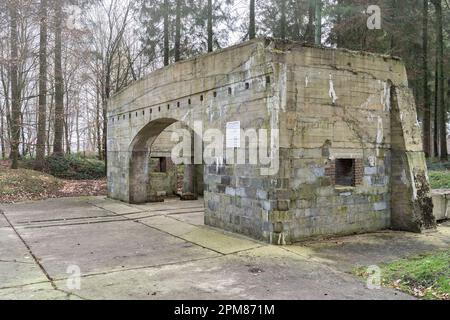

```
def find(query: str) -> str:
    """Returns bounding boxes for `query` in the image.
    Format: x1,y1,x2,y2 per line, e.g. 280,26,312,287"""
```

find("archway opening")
129,118,204,204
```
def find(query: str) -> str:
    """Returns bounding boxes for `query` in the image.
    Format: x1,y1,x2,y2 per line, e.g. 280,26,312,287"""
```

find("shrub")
37,155,105,180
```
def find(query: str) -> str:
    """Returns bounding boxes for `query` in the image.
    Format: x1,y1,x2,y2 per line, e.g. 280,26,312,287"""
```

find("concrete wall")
107,38,436,244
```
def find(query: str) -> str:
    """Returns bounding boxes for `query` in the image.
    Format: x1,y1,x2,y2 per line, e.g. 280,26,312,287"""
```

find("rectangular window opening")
335,159,356,187
151,157,168,173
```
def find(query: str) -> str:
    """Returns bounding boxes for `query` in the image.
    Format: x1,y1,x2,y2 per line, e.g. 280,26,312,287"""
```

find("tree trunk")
9,1,21,169
423,0,431,157
335,0,342,47
280,0,286,39
35,0,48,170
163,0,170,66
315,0,322,45
64,106,70,154
76,104,80,154
435,0,447,160
305,0,315,44
207,0,213,52
96,79,102,160
175,0,182,62
0,106,5,159
53,1,64,156
434,55,439,157
293,1,301,41
102,65,111,171
249,0,256,39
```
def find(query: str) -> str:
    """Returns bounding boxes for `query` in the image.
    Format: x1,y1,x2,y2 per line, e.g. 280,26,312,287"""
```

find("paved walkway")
1,197,448,300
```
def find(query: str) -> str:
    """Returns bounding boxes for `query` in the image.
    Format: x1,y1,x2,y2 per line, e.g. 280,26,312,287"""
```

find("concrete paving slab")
0,282,77,300
0,228,47,288
139,216,198,237
139,215,261,254
54,246,412,300
168,212,205,226
1,197,111,226
89,198,142,215
0,261,48,289
181,228,262,255
127,208,204,221
0,215,9,228
2,197,440,300
16,219,219,280
0,227,33,263
129,199,204,212
291,226,450,272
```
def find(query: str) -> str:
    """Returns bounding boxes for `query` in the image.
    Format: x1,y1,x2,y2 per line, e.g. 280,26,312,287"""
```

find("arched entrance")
128,118,202,204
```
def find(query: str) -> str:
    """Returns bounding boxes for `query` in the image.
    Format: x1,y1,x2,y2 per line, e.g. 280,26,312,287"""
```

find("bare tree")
249,0,256,40
280,0,286,40
174,0,182,62
53,0,64,155
315,0,322,45
431,0,447,160
163,0,170,66
35,0,48,169
9,0,21,169
207,0,213,52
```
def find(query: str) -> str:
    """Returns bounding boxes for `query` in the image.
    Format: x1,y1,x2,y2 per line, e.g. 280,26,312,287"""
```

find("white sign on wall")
226,121,241,148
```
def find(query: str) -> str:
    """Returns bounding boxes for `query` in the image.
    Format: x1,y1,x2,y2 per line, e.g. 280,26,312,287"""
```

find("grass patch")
428,171,450,189
355,250,450,300
0,168,63,203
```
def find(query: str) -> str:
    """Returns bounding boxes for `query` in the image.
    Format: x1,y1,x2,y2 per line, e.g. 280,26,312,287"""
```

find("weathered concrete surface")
432,190,450,221
2,197,447,300
108,37,435,243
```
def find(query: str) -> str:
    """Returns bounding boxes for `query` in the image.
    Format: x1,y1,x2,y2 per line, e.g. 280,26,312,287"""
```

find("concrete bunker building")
107,38,436,244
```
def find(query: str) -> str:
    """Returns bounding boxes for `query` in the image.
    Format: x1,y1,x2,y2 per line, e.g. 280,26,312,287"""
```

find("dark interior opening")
335,159,355,186
151,157,168,173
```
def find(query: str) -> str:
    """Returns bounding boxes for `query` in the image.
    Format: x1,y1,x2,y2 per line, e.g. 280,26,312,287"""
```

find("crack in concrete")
0,259,34,265
1,201,264,299
0,280,51,291
16,205,204,225
17,210,205,230
50,256,223,281
49,244,267,282
0,210,88,301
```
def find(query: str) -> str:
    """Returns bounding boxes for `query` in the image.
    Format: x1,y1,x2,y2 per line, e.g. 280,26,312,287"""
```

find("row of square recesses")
109,77,270,124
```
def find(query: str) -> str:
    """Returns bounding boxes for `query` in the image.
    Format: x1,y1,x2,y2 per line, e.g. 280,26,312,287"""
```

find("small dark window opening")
150,109,153,114
213,91,217,98
167,104,170,110
245,82,250,90
158,106,161,112
160,158,167,173
152,157,167,173
200,95,204,101
177,102,180,108
142,110,145,116
188,98,191,105
228,87,232,95
266,76,271,85
335,159,356,187
136,112,138,117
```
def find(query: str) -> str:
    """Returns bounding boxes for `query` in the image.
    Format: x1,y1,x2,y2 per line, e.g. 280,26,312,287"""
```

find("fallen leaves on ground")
0,166,106,204
58,179,107,198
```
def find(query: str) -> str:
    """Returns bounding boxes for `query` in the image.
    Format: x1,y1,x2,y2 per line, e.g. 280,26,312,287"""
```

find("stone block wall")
107,38,435,244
